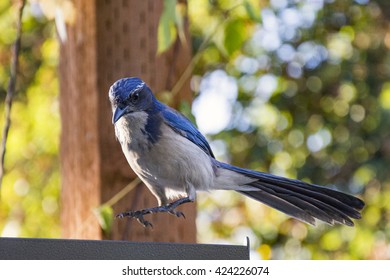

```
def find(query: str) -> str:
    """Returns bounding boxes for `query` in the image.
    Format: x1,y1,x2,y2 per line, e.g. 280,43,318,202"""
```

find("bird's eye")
132,92,140,102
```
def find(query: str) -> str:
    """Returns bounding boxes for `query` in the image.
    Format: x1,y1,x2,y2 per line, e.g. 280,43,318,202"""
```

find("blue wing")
161,105,215,158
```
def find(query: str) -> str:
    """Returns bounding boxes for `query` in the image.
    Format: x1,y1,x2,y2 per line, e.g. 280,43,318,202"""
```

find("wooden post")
59,0,196,242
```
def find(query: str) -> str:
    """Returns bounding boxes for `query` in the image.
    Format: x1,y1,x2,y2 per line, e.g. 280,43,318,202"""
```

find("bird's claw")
116,210,154,228
115,197,192,227
115,212,125,219
136,215,153,228
169,210,186,219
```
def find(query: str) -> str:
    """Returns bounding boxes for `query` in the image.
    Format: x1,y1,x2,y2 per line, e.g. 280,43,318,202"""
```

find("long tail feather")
220,162,364,226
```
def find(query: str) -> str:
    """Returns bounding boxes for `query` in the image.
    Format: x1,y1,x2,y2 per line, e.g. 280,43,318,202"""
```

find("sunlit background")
1,0,390,259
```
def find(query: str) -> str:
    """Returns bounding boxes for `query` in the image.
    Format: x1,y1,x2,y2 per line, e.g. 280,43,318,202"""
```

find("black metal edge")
0,237,250,260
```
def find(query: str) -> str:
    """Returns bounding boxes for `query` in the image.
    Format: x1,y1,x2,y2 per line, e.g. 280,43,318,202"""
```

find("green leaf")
175,2,187,45
244,0,261,23
224,19,247,56
157,0,177,54
95,205,114,236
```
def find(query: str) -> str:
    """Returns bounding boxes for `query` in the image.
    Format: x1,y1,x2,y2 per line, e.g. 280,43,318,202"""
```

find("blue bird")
109,77,364,228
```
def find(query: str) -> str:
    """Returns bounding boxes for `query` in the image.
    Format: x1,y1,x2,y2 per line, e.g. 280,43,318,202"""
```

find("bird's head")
109,77,156,124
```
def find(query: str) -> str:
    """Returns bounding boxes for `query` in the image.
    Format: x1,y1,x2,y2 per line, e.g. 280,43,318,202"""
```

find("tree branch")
0,0,26,193
170,1,244,97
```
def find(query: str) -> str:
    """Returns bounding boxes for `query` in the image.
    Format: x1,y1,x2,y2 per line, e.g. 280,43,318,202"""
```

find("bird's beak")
112,106,128,124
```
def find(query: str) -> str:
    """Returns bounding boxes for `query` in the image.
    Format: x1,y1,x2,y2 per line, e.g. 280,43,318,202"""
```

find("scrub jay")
109,77,364,227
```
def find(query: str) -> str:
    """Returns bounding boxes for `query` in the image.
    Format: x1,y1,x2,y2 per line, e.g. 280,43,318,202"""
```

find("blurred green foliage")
0,1,60,237
0,0,389,260
190,0,390,259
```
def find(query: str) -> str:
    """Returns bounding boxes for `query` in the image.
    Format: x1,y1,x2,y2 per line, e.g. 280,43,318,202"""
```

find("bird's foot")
116,197,192,227
116,210,155,227
168,209,185,219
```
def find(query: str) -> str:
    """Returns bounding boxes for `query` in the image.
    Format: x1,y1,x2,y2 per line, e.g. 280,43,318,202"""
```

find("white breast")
114,111,149,151
143,124,216,199
115,113,215,201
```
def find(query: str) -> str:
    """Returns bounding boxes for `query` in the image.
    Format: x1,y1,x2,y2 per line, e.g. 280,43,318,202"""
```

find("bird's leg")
166,196,194,218
116,197,193,227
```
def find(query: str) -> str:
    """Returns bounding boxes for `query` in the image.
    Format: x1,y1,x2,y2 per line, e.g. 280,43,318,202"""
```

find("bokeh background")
1,0,389,259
